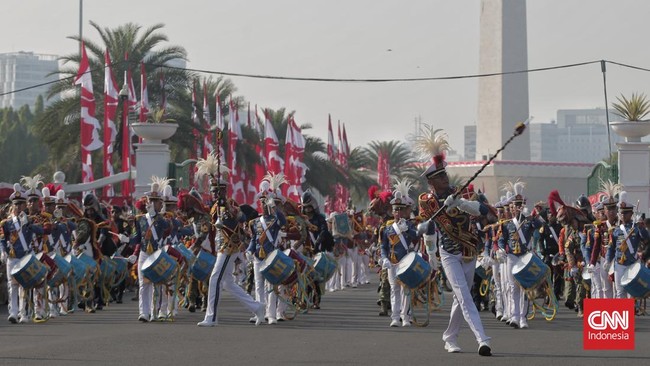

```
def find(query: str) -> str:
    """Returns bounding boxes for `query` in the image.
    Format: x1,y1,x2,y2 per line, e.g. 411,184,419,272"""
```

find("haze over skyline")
3,0,650,157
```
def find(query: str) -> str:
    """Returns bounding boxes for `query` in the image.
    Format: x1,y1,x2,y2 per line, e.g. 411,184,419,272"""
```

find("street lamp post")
119,81,133,207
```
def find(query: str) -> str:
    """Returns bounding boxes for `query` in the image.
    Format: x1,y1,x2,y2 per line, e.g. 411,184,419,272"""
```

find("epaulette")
0,219,7,227
385,219,395,226
40,212,53,219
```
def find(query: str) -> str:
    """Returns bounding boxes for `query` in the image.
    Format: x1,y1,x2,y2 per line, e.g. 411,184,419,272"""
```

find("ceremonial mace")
429,116,533,220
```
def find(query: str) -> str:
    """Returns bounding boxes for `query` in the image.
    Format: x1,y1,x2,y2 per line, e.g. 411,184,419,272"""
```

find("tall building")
464,125,476,160
0,51,59,110
476,0,530,161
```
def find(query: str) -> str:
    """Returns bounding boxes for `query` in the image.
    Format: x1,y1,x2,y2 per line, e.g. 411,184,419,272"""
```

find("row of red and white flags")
73,42,351,212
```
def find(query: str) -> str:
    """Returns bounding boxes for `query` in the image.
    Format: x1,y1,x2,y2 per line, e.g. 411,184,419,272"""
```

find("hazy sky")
3,0,650,154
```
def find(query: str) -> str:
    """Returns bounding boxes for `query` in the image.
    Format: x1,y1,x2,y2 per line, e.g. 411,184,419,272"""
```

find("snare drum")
396,252,432,289
10,254,48,289
512,252,549,290
312,252,337,282
77,253,98,276
141,249,178,284
99,256,116,283
111,256,129,283
48,253,72,287
260,249,295,285
621,262,650,298
331,213,352,238
36,252,59,283
65,253,88,285
190,250,216,282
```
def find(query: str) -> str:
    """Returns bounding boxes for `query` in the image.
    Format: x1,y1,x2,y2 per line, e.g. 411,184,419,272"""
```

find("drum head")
11,255,34,276
511,252,533,275
142,249,163,269
260,249,280,272
396,252,417,277
620,262,641,286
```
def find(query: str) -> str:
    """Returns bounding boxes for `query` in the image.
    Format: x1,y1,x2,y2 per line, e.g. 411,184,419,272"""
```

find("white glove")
0,251,7,264
381,258,391,269
586,264,594,273
444,195,461,210
146,203,156,217
19,212,28,227
118,233,130,244
127,254,137,264
397,218,408,232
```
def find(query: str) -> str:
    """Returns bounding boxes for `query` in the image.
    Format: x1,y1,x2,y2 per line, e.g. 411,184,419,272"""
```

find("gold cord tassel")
259,245,266,260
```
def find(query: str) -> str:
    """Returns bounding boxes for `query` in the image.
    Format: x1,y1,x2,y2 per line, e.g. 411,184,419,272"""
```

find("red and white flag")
121,53,138,197
138,62,149,123
102,50,119,197
250,105,266,208
202,82,213,158
74,42,102,185
325,115,338,214
228,99,246,203
284,116,306,202
377,150,391,191
264,109,283,174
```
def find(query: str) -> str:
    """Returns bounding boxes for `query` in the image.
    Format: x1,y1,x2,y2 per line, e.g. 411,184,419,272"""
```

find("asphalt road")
1,273,648,366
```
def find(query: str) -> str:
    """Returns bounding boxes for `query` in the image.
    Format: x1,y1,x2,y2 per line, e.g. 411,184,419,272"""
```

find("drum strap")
391,222,409,252
260,216,277,247
548,225,559,243
512,217,527,245
146,214,161,253
619,224,636,256
11,216,29,252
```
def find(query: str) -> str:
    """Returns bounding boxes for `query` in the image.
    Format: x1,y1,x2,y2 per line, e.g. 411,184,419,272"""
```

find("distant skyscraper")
464,125,477,160
476,0,530,161
0,51,59,110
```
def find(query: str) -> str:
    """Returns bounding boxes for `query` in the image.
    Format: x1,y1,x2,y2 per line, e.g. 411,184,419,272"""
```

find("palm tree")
34,22,191,183
362,140,422,190
262,108,344,196
346,146,377,206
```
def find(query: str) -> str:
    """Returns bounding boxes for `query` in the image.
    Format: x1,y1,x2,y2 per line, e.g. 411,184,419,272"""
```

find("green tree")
0,105,47,182
34,22,191,184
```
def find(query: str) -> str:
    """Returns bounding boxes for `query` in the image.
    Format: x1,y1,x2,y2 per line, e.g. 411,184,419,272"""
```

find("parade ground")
1,272,648,366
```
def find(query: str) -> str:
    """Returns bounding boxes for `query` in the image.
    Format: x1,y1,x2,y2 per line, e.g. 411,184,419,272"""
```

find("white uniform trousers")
589,262,603,299
505,254,526,324
338,254,349,288
599,257,613,298
499,260,510,320
358,251,370,284
137,252,154,318
386,264,410,322
265,281,287,321
491,262,504,317
613,262,631,299
5,258,27,319
252,257,266,305
204,252,261,323
440,248,490,344
348,248,361,286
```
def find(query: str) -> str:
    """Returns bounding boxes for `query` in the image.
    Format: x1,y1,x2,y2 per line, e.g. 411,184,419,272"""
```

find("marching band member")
587,180,620,299
367,186,393,316
606,191,649,299
53,189,76,314
195,157,265,327
1,184,45,324
126,183,170,322
301,190,333,309
247,175,287,325
379,179,418,327
499,181,542,328
415,127,491,356
549,190,590,316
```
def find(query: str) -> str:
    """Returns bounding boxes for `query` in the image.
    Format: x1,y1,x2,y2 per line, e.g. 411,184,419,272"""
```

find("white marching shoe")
389,319,400,327
197,319,217,327
444,341,461,353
